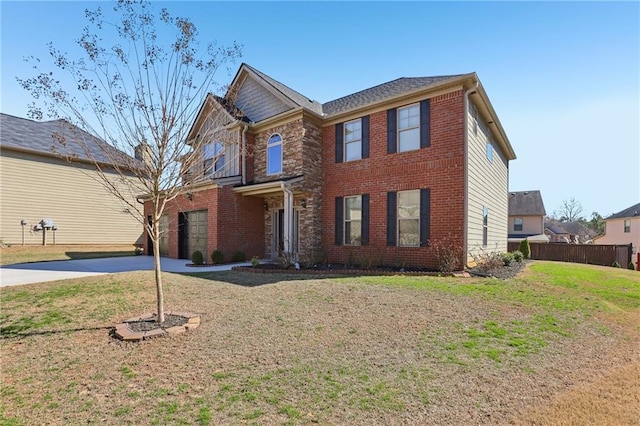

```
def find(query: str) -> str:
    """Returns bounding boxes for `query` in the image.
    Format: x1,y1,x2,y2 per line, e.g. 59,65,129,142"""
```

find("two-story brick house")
142,63,516,269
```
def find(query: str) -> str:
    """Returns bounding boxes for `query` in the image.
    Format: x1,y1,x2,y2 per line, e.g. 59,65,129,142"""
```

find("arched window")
267,134,282,175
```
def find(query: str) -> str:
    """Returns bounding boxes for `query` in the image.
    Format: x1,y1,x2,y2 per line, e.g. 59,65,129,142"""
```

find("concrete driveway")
0,256,249,287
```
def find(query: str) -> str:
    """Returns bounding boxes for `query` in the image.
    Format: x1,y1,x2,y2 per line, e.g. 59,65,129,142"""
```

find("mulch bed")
125,314,188,332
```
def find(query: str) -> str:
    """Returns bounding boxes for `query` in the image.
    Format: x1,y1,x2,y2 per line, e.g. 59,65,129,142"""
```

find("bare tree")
554,197,585,223
18,1,241,322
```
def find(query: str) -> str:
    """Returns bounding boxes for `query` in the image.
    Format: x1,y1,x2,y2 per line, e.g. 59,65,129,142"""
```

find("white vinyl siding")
0,150,143,245
466,101,509,262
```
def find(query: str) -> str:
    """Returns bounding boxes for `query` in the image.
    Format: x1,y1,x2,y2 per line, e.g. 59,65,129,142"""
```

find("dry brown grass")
0,244,137,265
1,263,638,425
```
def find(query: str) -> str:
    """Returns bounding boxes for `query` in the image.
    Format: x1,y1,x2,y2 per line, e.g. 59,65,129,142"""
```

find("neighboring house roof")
606,202,640,220
241,63,324,116
508,190,546,216
544,221,568,235
544,218,596,238
323,74,470,116
0,113,139,169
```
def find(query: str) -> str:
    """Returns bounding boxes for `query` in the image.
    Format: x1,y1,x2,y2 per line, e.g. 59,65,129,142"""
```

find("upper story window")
514,217,523,231
267,134,282,175
486,140,494,162
398,189,420,246
203,142,225,176
344,195,362,245
344,119,362,162
624,219,631,233
483,206,489,246
398,104,420,152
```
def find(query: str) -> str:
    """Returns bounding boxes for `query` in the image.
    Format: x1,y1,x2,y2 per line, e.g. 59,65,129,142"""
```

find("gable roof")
323,75,470,116
0,113,139,168
606,202,640,220
508,190,546,216
234,64,324,116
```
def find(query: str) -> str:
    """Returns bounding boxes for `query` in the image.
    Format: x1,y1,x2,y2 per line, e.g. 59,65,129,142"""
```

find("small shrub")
470,247,503,272
518,239,531,259
134,247,143,255
278,251,298,269
512,250,524,263
612,261,621,268
628,262,636,271
251,256,260,267
501,252,514,266
211,249,224,264
231,250,246,262
191,250,204,265
431,234,464,272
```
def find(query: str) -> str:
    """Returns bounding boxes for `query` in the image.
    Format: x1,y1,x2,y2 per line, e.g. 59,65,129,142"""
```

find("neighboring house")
593,202,640,268
544,218,596,244
507,190,549,243
143,63,516,269
0,113,143,245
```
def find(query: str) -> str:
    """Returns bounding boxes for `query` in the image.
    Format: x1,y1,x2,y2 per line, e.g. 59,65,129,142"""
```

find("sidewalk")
0,256,248,287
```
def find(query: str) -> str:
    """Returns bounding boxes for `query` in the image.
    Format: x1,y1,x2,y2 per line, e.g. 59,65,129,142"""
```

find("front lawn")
1,261,638,425
0,244,138,266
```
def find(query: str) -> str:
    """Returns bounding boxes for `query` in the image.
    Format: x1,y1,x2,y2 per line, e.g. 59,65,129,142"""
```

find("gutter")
463,80,479,268
241,123,248,185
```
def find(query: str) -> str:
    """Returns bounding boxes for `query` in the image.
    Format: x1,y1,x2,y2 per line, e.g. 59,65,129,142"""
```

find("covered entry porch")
234,177,305,262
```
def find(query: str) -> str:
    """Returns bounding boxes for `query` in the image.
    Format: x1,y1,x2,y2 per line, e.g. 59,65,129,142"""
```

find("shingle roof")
0,113,139,168
243,64,324,116
322,74,470,116
508,190,547,216
607,202,640,220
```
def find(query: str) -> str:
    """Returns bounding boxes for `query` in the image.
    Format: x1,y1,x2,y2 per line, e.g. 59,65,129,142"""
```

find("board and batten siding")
0,150,143,245
466,103,509,262
235,76,291,123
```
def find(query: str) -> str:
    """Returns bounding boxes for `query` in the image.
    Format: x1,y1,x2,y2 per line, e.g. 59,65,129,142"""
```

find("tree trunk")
152,215,165,323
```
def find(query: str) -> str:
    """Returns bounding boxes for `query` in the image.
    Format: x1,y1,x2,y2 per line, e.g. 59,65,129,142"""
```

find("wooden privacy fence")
507,242,633,268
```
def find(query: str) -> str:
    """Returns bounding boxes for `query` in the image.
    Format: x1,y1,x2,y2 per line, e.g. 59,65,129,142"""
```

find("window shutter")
420,99,431,148
361,194,370,245
387,192,397,246
335,197,344,245
387,108,397,154
362,116,370,159
420,188,431,247
335,123,344,163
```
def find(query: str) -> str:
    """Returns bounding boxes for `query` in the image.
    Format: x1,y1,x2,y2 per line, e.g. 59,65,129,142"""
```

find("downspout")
280,182,294,256
241,123,248,185
463,81,479,268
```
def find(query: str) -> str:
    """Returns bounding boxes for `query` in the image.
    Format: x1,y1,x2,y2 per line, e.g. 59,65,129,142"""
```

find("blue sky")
1,1,638,218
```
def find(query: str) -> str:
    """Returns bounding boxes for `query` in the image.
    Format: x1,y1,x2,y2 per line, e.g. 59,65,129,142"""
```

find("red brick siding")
143,186,264,261
321,90,466,269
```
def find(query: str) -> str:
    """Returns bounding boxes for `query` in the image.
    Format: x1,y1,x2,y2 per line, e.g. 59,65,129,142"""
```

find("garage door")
179,210,208,260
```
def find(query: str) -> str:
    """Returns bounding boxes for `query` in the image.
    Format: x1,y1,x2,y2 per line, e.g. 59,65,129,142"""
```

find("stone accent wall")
252,119,305,183
321,91,466,269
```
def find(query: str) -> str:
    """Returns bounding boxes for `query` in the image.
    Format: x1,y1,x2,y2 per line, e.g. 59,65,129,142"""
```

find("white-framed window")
482,206,489,246
486,140,494,162
344,119,362,162
398,189,420,246
514,217,523,232
624,219,631,233
203,141,225,177
267,134,282,175
344,195,362,245
398,104,420,152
